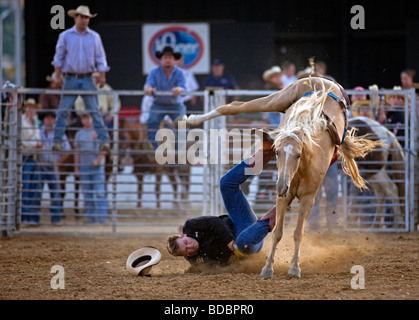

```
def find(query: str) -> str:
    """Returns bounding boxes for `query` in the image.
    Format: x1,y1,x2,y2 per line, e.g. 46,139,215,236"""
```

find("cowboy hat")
67,5,97,18
155,46,182,60
46,72,58,83
262,66,282,82
126,246,162,276
23,98,41,109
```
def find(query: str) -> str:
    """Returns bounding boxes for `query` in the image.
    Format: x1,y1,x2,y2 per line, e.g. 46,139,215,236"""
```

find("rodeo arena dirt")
1,84,419,305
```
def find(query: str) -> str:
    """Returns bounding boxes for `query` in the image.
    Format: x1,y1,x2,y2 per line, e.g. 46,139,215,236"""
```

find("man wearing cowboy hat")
21,98,43,225
144,46,187,149
51,5,110,153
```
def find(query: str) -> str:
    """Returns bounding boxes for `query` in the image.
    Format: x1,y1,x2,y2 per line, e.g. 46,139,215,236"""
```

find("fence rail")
0,87,416,236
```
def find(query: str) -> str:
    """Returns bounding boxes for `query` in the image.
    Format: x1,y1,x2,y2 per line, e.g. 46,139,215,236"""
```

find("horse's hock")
0,87,416,236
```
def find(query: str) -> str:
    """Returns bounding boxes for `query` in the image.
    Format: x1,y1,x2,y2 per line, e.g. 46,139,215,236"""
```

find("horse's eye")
296,153,301,158
275,150,279,156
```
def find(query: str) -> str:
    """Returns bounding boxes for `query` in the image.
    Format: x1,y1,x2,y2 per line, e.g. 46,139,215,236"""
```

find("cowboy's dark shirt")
183,215,235,266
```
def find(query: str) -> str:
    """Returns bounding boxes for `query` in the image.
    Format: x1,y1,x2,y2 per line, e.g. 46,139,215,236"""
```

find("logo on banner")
148,26,204,69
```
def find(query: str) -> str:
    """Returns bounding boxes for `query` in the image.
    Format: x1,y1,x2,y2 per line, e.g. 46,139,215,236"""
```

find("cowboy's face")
175,235,199,257
161,54,176,69
74,14,90,30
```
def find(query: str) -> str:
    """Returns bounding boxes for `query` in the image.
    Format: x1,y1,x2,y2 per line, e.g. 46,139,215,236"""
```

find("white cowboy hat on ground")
126,246,162,276
67,5,97,18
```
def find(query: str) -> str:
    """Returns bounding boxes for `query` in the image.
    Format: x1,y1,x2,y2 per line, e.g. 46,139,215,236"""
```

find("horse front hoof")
185,114,201,127
288,267,301,278
260,267,274,278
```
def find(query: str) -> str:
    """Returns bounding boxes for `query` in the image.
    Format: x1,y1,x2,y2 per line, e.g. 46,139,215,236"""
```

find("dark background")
25,0,419,107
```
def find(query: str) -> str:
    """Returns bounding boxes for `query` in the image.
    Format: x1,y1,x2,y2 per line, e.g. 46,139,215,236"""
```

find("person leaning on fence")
144,46,187,149
38,110,72,225
74,112,108,224
21,99,43,226
51,5,111,154
166,139,277,267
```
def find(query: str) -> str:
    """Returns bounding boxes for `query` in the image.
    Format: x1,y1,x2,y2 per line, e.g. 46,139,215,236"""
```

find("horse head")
272,131,304,197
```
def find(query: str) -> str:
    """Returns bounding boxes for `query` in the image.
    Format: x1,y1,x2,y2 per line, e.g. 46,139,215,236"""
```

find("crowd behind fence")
0,87,417,236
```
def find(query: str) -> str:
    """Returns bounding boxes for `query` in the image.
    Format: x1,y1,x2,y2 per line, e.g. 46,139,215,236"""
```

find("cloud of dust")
184,230,379,276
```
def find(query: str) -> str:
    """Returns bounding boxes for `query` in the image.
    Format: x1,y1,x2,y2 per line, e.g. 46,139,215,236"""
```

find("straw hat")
46,72,58,83
23,98,41,109
67,5,97,18
126,246,162,276
262,66,282,82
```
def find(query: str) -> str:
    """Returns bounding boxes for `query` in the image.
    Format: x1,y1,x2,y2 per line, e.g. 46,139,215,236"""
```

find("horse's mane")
273,86,331,149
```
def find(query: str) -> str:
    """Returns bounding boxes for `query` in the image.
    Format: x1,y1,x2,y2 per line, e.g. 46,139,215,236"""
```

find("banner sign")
142,23,210,75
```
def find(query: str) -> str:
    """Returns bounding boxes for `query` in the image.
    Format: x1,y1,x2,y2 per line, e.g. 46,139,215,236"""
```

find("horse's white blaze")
279,144,293,186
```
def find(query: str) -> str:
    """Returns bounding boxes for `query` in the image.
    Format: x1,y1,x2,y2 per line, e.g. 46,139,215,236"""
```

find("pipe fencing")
0,86,416,236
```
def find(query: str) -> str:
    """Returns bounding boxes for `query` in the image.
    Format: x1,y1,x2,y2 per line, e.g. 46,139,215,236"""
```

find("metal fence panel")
0,87,415,236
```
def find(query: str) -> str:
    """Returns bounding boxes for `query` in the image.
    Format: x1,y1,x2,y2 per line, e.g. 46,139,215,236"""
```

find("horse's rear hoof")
288,267,301,278
260,268,274,278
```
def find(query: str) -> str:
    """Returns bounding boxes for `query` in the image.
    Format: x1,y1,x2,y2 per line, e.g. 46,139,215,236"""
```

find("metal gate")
0,90,19,236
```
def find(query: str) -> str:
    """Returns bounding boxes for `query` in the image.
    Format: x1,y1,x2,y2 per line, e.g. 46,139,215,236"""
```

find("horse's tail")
389,134,405,214
338,127,386,190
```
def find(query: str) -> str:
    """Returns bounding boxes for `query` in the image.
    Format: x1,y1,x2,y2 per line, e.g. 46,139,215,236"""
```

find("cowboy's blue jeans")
53,75,109,145
146,102,186,149
220,159,270,254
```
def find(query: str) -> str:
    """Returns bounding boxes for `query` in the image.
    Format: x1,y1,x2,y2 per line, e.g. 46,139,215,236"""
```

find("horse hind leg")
260,196,288,278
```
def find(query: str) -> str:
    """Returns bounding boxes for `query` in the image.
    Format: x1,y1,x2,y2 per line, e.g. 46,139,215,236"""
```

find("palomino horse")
347,116,405,227
183,77,383,278
121,120,191,209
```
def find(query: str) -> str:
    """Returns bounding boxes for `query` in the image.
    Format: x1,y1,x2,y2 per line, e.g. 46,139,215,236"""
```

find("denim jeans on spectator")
21,156,41,224
39,165,62,223
146,102,186,149
53,75,109,145
220,159,270,254
79,166,108,223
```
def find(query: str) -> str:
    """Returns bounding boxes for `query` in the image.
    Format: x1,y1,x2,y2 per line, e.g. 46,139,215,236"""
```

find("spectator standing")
21,99,43,225
144,46,187,149
75,72,121,129
262,65,284,128
38,111,72,225
314,60,336,82
176,56,200,114
400,68,416,90
74,112,108,224
202,59,239,90
51,5,110,153
281,61,297,87
38,72,62,110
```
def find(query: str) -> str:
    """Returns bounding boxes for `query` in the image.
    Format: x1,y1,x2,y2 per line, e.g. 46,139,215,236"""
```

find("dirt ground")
1,230,418,300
